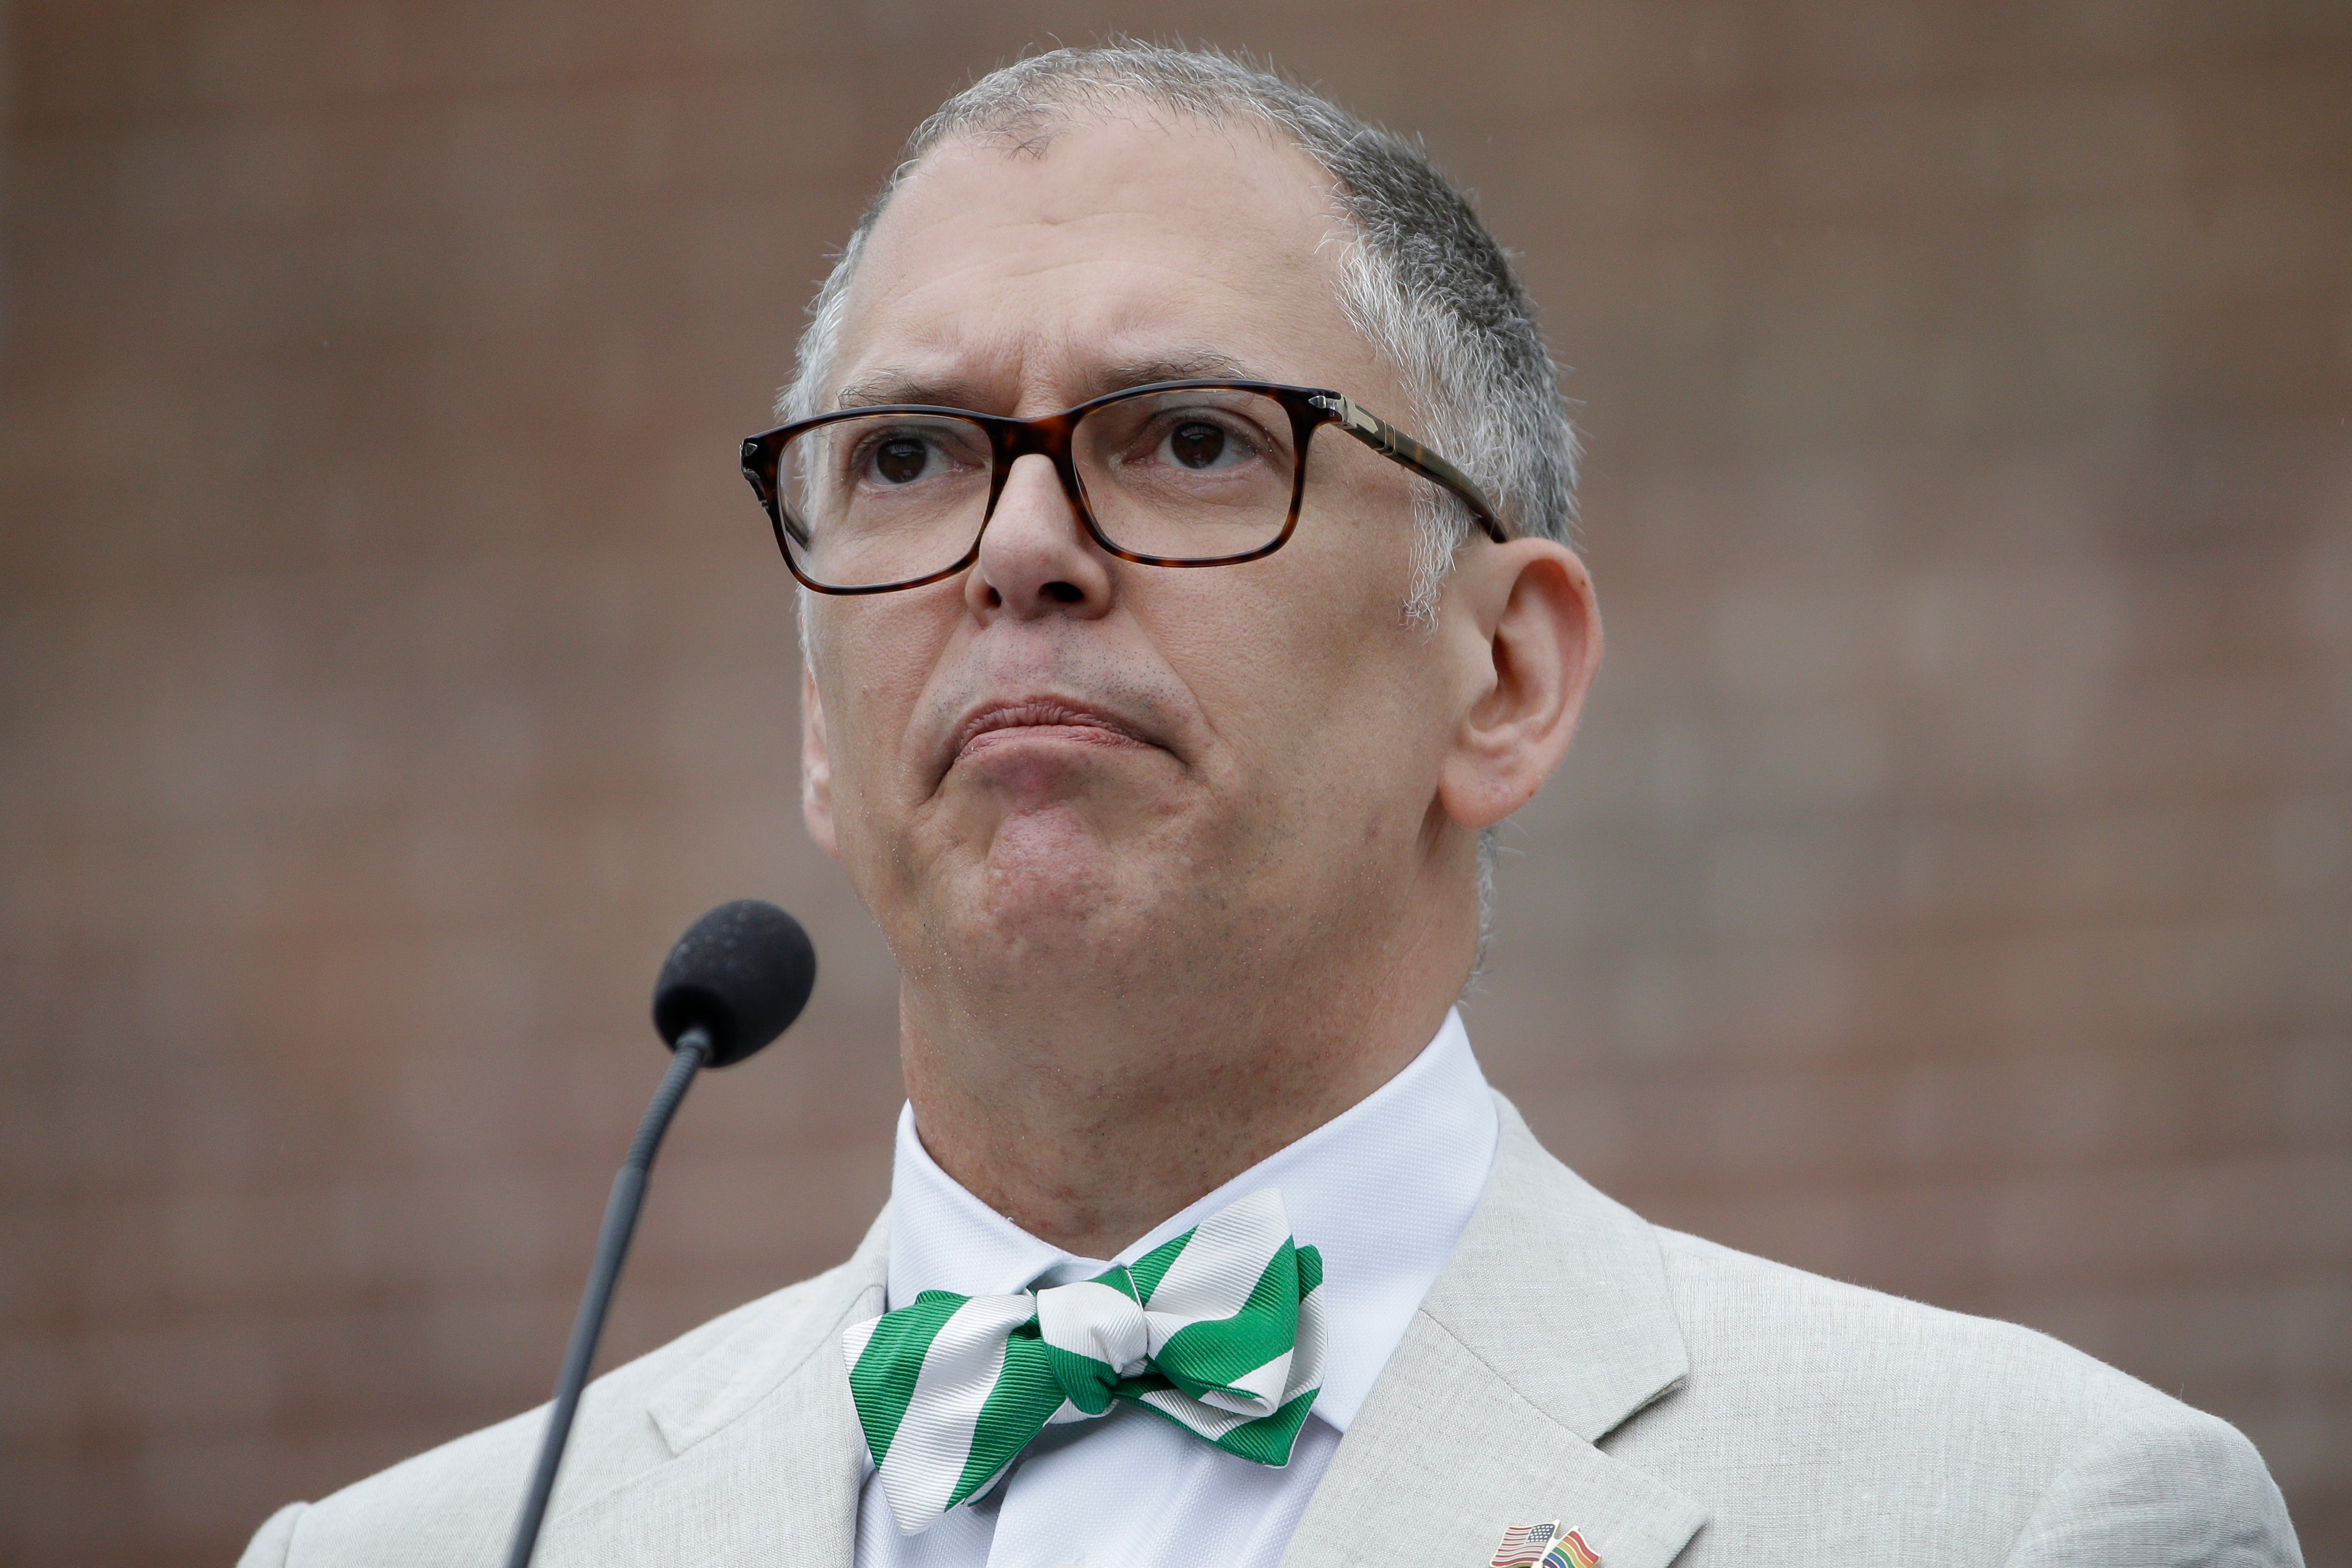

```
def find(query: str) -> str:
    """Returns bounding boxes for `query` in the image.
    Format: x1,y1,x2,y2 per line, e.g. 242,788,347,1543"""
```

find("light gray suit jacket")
240,1100,2302,1567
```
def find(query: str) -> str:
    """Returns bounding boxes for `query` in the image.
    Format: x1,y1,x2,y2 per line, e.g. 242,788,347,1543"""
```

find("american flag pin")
1489,1520,1600,1568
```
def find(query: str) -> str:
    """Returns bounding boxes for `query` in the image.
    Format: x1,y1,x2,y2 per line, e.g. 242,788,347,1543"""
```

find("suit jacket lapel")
538,1209,891,1568
1281,1100,1707,1568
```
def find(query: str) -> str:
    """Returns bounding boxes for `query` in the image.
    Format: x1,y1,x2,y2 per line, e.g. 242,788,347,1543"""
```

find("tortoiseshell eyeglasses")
738,379,1507,596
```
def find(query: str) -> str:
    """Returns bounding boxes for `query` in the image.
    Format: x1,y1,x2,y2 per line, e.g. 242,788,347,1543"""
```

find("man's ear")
1436,538,1603,831
801,663,839,859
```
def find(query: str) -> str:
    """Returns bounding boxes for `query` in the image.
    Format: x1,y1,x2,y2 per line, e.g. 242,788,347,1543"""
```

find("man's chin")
927,814,1175,962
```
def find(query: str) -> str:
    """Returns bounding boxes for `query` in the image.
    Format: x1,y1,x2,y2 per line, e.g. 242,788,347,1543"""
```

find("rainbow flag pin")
1489,1521,1600,1568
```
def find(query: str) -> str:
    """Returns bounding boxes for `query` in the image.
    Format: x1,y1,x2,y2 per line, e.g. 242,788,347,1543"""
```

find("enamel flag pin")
1489,1521,1601,1568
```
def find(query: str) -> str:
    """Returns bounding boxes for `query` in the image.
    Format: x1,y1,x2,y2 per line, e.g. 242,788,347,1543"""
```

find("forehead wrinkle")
834,350,1269,414
830,235,1284,403
828,118,1367,416
875,204,1319,292
836,211,1341,406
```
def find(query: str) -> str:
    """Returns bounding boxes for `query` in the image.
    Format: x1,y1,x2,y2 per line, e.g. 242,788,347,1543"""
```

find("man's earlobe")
802,665,839,859
1437,540,1603,831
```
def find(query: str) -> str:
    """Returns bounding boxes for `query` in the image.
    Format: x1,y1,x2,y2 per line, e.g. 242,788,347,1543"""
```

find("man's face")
800,115,1482,1023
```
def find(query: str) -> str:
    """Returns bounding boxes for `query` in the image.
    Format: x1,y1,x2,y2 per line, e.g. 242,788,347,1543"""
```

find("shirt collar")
883,1008,1498,1433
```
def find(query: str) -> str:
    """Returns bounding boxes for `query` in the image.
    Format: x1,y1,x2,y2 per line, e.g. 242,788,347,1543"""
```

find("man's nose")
967,452,1115,620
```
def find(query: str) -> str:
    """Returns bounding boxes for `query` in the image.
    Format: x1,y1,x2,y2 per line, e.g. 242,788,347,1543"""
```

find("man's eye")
871,437,931,484
1164,419,1247,470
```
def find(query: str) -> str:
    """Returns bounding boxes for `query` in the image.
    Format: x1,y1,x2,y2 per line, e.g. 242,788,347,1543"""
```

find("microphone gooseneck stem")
503,1025,712,1568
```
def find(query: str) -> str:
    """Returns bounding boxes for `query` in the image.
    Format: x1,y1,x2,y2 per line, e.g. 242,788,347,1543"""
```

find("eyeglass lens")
776,387,1299,589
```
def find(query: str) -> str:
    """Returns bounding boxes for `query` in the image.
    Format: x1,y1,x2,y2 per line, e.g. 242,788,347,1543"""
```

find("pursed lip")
946,697,1158,768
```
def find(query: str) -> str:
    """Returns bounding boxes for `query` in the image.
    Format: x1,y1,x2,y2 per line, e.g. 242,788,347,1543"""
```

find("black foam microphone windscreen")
651,898,818,1067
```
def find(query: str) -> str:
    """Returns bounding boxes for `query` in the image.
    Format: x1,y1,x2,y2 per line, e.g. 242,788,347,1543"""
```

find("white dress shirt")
852,1010,1499,1568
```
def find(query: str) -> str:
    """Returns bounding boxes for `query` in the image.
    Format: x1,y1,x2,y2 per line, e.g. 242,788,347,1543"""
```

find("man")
241,44,2301,1568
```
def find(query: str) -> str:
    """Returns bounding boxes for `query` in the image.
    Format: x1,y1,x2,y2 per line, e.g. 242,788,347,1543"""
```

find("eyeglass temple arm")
1310,394,1509,543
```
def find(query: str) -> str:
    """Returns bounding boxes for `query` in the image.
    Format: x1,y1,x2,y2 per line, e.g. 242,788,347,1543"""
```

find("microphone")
503,901,818,1568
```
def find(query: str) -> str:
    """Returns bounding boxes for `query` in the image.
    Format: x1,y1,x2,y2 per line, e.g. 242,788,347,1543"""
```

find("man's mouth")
949,699,1155,766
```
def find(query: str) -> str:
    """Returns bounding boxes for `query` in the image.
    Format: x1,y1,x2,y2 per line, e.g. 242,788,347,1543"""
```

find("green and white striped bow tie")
842,1187,1327,1533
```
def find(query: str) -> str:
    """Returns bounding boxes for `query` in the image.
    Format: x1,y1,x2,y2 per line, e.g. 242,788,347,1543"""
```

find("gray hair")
786,43,1572,970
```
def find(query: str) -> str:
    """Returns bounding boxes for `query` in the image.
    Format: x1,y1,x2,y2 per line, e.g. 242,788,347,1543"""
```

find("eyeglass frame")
738,378,1510,596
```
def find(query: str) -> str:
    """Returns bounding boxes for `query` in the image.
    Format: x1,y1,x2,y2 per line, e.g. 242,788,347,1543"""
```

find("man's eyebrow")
834,371,987,410
1084,352,1262,396
833,351,1269,413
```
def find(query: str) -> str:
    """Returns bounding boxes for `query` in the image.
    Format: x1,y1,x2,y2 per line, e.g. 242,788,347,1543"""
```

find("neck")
897,902,1470,1259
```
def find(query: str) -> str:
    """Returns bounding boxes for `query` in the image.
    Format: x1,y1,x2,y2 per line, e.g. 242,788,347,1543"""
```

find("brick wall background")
3,2,2346,1563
